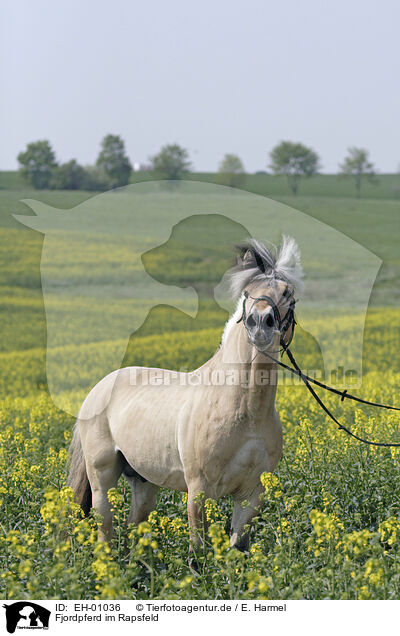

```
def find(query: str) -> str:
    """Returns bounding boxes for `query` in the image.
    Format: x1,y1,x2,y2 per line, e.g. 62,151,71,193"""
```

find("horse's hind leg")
126,476,159,525
86,459,124,542
80,415,124,542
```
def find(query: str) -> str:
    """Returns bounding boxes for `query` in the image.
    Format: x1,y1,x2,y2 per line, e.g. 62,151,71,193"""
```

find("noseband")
237,288,296,347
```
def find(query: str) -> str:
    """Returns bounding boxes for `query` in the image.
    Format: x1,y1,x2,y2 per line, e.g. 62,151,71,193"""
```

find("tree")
96,134,132,188
217,153,246,188
17,140,57,189
150,143,192,181
339,147,376,198
80,165,111,191
269,141,320,195
50,159,86,190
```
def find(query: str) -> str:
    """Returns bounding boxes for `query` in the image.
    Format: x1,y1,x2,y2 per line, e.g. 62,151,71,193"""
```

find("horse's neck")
209,320,279,415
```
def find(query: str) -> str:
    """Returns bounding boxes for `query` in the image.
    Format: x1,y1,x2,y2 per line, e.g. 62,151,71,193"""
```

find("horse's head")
231,236,304,352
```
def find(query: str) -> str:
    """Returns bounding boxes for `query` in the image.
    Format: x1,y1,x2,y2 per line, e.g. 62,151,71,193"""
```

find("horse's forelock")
275,235,304,295
230,236,303,299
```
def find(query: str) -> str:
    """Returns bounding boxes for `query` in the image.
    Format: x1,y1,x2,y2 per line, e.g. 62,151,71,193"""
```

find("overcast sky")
1,0,400,173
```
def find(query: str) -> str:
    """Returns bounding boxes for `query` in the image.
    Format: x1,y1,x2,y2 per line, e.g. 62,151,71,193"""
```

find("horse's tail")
66,421,92,516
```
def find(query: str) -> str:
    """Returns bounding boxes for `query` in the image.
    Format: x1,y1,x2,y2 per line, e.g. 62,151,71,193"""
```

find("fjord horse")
67,236,303,551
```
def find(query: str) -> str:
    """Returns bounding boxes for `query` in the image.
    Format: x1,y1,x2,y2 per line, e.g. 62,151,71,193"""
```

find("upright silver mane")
230,235,304,298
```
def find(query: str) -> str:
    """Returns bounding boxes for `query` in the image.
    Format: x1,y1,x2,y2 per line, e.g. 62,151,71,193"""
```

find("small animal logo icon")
3,602,50,633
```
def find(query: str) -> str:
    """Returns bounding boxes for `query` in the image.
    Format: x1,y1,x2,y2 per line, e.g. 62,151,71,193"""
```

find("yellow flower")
258,577,272,594
260,472,280,495
209,523,230,560
204,498,222,523
342,529,374,559
107,488,123,508
379,517,400,546
364,558,384,586
308,509,344,556
18,560,32,577
137,521,151,535
179,576,193,588
358,585,371,600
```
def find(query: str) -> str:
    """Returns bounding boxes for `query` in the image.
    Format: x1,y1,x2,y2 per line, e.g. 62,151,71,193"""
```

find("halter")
237,288,297,348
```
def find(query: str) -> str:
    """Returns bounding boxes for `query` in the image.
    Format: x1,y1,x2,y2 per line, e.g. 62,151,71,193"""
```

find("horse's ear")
235,246,249,267
236,246,266,273
241,249,253,267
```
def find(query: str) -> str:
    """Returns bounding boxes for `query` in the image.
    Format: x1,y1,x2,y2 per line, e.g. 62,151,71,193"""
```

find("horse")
67,236,304,552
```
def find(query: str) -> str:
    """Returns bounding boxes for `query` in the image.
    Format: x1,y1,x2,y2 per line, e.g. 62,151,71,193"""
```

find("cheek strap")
237,290,250,324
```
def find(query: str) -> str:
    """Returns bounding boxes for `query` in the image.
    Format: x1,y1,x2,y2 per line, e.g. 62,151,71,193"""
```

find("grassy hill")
188,172,400,201
2,169,400,199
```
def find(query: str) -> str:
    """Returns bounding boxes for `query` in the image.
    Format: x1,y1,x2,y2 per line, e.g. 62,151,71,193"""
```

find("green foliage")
16,135,132,192
150,144,191,181
49,160,86,190
17,141,57,190
96,134,132,188
339,147,377,198
80,164,111,191
217,154,246,188
269,141,320,195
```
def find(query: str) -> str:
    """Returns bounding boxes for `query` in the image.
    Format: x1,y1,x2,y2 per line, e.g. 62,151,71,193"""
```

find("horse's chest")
204,436,269,497
195,408,282,497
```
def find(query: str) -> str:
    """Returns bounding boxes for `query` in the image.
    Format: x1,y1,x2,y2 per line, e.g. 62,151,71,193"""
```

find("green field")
3,169,400,199
190,172,400,201
0,174,400,599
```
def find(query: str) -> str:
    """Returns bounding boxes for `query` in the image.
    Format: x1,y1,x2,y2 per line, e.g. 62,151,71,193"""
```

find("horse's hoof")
233,543,249,554
188,555,200,573
231,533,250,553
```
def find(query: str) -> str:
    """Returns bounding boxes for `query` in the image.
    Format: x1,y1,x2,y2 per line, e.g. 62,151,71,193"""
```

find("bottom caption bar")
1,600,398,634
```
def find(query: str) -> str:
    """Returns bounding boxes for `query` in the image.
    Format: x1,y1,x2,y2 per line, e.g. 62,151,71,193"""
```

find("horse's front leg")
186,486,208,557
230,483,263,551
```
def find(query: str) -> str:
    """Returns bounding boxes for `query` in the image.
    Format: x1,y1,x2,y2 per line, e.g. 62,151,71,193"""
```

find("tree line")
17,136,377,197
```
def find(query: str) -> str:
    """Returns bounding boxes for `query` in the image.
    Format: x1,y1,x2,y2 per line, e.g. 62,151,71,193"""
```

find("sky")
1,0,400,173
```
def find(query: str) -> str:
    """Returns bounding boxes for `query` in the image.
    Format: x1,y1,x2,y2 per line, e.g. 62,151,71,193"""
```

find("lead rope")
257,340,400,448
238,291,400,446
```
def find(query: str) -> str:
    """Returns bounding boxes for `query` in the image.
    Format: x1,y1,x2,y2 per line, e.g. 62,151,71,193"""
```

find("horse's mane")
230,235,304,298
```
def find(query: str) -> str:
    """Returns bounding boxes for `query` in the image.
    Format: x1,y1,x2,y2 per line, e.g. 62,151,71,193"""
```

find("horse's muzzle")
246,309,276,350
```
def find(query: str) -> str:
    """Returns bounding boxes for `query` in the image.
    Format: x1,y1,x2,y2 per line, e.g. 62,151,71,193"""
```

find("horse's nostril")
265,314,274,328
246,314,256,328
